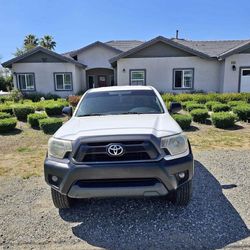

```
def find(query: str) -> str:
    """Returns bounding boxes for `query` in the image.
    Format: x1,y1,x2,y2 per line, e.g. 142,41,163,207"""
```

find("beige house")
2,36,250,96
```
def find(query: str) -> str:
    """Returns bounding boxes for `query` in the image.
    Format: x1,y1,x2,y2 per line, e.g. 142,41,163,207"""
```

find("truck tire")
172,181,192,206
51,188,73,209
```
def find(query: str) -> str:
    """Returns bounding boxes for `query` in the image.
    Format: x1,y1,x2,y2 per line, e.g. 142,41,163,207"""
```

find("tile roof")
172,38,250,57
105,40,145,52
2,46,87,68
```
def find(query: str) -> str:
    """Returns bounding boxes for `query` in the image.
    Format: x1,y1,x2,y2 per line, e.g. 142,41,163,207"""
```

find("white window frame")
130,69,146,85
173,68,194,89
17,73,35,91
54,72,73,91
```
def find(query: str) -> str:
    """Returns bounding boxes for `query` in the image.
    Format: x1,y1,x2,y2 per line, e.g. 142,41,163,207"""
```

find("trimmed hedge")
232,105,250,121
0,118,17,132
172,114,192,130
182,101,197,110
39,118,63,134
190,109,209,123
0,105,13,115
191,94,209,104
13,105,35,121
227,101,247,108
45,104,65,116
205,101,221,111
0,112,11,119
27,112,48,128
161,93,250,104
0,95,12,104
211,112,237,128
212,103,230,112
186,103,206,112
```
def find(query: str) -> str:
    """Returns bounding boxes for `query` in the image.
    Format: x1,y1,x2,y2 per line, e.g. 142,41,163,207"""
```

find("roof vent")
176,30,179,39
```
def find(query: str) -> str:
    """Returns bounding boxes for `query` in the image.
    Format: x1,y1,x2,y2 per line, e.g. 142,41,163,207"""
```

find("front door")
98,75,107,87
240,68,250,92
88,75,95,89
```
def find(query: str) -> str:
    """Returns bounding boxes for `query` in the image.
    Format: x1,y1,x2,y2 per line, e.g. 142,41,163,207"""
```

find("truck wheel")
171,181,192,206
51,188,73,209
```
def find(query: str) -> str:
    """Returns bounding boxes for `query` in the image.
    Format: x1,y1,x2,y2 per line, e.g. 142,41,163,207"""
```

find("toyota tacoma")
44,86,194,208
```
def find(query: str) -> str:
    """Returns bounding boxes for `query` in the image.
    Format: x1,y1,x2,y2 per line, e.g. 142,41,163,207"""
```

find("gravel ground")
0,150,249,250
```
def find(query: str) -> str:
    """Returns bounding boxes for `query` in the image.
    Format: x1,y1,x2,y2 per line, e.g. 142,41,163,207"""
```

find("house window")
130,70,146,85
173,69,194,89
54,73,73,91
17,73,35,91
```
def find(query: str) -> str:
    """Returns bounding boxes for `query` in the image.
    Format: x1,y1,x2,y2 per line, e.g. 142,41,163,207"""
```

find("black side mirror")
62,106,73,117
169,102,182,113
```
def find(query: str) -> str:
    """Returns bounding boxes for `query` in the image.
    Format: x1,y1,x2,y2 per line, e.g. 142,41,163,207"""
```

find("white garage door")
240,68,250,92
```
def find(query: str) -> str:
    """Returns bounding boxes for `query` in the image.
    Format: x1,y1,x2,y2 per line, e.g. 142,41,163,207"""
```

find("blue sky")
0,0,250,61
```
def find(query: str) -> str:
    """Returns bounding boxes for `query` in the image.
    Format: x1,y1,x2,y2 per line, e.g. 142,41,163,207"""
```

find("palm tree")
40,35,56,50
24,34,39,47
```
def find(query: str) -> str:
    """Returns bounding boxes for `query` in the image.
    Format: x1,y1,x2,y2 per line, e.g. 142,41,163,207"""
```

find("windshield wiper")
119,112,143,115
77,113,107,117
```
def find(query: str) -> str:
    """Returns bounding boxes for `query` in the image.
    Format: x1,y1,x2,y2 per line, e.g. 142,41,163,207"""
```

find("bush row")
0,118,17,132
39,118,63,134
162,92,250,104
0,99,68,120
172,114,192,130
211,112,237,128
0,112,11,119
27,113,48,128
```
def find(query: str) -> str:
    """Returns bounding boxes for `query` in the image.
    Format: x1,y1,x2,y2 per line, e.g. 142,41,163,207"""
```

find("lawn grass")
186,122,250,151
0,120,250,178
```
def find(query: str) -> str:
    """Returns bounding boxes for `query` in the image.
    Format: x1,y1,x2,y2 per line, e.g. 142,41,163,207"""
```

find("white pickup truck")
44,86,194,208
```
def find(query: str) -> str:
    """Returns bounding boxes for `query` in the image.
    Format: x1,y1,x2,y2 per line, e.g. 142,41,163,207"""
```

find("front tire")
51,188,73,209
171,181,192,206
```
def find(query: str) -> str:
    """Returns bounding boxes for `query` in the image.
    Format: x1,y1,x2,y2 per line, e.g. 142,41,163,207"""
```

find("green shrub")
172,114,192,130
232,105,250,121
0,105,13,115
182,101,197,110
0,112,11,119
12,105,35,120
39,118,63,134
211,112,237,128
9,89,23,102
190,109,209,123
192,94,209,104
0,118,17,132
227,101,247,108
186,103,206,112
0,95,12,104
205,101,221,111
161,93,176,103
214,93,247,103
44,103,65,116
27,112,48,128
23,92,60,102
174,94,193,103
212,103,230,112
32,102,44,111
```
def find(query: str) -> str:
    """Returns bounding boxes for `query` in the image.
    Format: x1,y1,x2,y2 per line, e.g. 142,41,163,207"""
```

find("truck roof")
87,85,154,93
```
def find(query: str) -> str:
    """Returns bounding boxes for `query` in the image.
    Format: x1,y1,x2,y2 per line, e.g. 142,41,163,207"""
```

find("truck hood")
54,114,182,140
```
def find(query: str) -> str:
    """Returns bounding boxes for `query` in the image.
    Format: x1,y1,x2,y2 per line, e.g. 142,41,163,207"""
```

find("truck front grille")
75,178,160,188
73,140,159,163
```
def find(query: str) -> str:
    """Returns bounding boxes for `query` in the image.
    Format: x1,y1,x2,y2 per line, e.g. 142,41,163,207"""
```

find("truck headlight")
161,134,188,156
48,138,72,159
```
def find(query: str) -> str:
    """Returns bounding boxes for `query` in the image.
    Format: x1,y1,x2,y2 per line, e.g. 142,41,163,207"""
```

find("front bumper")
44,152,194,198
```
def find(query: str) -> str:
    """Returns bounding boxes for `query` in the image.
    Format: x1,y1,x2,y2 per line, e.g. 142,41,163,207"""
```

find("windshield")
75,90,164,117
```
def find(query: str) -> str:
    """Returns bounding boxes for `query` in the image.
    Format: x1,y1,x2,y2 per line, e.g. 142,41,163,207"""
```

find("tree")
24,34,39,47
13,34,56,56
39,35,56,50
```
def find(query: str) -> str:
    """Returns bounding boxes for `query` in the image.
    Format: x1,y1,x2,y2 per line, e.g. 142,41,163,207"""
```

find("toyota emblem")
107,144,124,156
